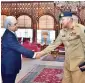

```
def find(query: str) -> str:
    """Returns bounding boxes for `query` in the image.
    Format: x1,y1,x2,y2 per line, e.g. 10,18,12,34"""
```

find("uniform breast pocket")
61,36,69,46
69,37,80,46
61,35,67,41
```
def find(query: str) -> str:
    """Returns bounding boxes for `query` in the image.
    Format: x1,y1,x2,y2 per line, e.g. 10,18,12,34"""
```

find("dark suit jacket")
1,29,34,74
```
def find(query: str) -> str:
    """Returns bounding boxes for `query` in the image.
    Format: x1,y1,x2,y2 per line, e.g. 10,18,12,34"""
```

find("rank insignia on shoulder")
72,31,76,34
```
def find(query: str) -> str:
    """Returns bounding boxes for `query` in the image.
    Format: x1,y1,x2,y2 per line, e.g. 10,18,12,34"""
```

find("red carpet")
18,65,63,83
33,68,63,83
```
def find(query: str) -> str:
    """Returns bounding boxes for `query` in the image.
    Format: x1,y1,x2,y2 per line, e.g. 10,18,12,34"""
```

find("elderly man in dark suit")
1,16,38,83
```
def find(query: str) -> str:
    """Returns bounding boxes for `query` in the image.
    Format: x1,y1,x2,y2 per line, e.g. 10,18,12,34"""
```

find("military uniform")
41,22,85,83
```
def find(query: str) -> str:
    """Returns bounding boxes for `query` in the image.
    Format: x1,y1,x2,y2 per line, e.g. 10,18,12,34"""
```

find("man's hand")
80,65,85,69
35,52,43,59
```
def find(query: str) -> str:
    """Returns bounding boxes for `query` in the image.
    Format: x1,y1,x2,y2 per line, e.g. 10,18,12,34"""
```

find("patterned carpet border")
41,55,65,62
18,65,63,83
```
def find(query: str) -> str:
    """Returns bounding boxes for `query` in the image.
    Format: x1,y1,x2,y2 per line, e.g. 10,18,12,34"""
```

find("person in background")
36,11,85,83
1,16,38,83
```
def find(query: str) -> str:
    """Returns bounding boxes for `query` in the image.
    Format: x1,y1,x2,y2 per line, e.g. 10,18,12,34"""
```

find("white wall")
1,28,33,42
0,28,6,37
16,29,33,42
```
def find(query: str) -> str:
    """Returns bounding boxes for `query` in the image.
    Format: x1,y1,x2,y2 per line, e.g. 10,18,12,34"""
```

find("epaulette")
76,23,85,28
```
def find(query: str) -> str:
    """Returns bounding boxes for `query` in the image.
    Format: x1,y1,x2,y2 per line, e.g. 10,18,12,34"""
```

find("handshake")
35,52,44,59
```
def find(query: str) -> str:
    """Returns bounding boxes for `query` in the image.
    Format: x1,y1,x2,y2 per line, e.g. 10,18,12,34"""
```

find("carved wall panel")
1,1,85,28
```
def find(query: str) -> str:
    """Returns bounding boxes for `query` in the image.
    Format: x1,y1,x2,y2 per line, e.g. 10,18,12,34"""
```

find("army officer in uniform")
36,12,85,83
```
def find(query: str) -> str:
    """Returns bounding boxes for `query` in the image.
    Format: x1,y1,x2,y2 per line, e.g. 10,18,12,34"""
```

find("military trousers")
62,67,85,83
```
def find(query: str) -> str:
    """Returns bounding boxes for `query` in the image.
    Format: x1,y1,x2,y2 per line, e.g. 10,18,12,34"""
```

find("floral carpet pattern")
18,65,63,83
33,68,63,83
